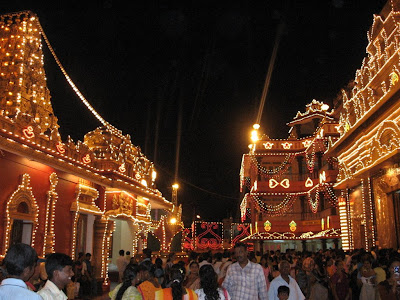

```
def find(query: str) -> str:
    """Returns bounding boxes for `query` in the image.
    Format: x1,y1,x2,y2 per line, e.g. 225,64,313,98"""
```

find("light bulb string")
36,18,112,129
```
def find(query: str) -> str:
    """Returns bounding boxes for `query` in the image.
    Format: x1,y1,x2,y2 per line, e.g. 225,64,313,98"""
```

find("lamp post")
172,183,179,206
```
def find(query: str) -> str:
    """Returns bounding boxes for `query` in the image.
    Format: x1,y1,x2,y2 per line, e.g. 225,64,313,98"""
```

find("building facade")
0,10,179,288
328,0,400,251
239,100,341,252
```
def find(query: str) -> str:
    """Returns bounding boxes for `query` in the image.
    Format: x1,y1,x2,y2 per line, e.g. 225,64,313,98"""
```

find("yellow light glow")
170,217,177,224
172,183,179,190
251,129,259,142
253,123,260,130
321,104,329,111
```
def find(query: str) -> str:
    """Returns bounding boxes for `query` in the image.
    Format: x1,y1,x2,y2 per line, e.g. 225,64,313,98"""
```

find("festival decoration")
263,142,274,149
264,220,271,232
56,142,65,153
305,177,313,187
23,126,35,139
281,142,292,149
269,178,290,189
82,154,91,164
289,220,297,232
194,221,223,250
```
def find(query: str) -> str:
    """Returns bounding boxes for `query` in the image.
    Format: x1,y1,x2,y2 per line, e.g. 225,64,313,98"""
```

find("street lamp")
172,183,179,206
250,123,260,143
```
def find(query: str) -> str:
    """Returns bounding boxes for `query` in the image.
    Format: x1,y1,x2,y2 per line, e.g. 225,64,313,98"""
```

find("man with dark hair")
222,242,268,300
125,250,131,263
117,249,127,283
268,260,304,300
38,252,74,300
0,243,42,299
141,248,152,263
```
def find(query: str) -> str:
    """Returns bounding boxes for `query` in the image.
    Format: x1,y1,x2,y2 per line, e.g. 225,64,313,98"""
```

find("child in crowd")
277,285,290,300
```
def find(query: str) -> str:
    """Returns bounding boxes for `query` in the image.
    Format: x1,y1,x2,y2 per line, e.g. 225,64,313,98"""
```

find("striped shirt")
222,260,268,300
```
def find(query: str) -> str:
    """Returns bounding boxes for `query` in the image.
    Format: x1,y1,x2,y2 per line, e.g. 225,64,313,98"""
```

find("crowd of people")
1,242,400,299
0,243,97,300
108,243,400,300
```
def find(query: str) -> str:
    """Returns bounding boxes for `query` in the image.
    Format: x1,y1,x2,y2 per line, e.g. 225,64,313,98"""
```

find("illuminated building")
239,100,342,252
327,0,400,250
0,10,179,289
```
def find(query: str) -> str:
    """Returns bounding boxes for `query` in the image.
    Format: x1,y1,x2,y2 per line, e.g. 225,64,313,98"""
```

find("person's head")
155,257,163,267
169,264,185,300
28,258,42,284
189,261,199,275
168,252,176,262
116,264,140,300
277,285,290,300
45,253,74,289
260,254,269,267
279,260,291,277
143,248,152,259
85,253,91,261
234,242,248,265
388,257,400,279
335,259,344,272
302,257,315,272
222,249,231,259
214,252,222,262
199,265,219,299
119,249,125,256
139,260,156,282
3,243,38,281
362,255,372,269
126,251,130,256
77,252,84,262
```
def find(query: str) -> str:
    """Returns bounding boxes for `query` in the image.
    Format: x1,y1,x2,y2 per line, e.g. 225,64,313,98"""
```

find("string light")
42,172,58,256
3,173,39,255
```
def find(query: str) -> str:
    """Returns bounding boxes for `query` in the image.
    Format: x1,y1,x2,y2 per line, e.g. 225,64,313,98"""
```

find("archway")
3,174,38,254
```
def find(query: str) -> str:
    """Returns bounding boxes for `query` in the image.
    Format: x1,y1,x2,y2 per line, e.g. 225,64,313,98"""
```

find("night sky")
3,1,387,226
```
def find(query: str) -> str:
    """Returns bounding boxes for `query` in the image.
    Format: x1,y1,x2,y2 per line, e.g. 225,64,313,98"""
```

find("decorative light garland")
42,172,58,256
3,173,39,255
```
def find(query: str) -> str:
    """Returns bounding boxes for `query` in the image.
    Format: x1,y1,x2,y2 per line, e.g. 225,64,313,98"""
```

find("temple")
238,100,341,252
327,0,400,251
0,10,182,289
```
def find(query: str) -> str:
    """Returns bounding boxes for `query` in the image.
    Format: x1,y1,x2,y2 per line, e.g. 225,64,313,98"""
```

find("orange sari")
138,281,162,300
155,287,198,300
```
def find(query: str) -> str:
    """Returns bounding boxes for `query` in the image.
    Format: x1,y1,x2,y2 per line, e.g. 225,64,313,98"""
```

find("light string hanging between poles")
36,18,112,129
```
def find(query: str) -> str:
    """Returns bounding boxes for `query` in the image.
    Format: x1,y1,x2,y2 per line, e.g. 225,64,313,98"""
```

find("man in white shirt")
38,252,74,300
0,243,42,300
116,249,128,283
268,260,305,300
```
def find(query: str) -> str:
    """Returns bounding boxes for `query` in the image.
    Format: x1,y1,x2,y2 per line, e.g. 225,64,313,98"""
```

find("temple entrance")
75,213,97,256
10,219,33,246
109,219,135,265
